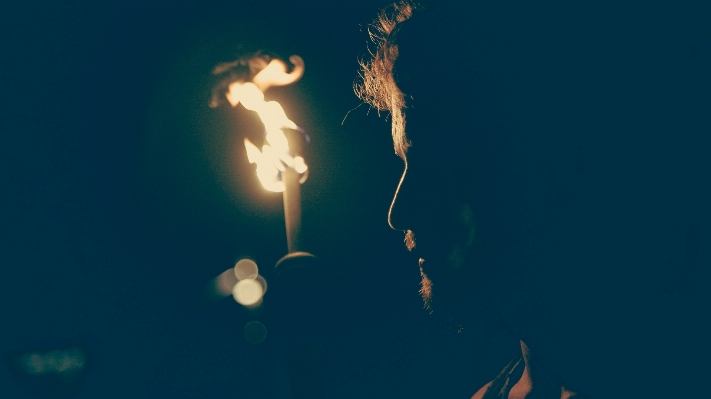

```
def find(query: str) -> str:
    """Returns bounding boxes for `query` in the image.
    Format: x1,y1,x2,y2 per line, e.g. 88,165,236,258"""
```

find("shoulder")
470,381,493,399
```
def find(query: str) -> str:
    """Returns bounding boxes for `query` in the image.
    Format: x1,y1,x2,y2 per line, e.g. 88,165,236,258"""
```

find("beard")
402,198,491,333
418,259,434,311
418,258,475,334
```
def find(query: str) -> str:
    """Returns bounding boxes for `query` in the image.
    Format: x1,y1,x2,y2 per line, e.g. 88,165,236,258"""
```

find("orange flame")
252,55,305,92
228,81,307,192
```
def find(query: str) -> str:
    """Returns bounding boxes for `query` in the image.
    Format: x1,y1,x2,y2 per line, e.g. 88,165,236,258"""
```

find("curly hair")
355,1,421,159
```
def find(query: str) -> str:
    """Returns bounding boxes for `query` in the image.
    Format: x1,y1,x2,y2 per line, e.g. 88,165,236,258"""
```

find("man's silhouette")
356,1,709,398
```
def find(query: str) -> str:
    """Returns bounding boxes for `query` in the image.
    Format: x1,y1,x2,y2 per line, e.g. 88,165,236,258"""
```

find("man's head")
355,5,711,396
356,2,517,328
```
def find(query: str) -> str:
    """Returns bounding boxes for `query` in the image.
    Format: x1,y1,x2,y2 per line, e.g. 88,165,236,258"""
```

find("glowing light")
213,268,238,296
243,320,267,344
258,101,298,131
293,156,308,174
227,78,307,192
255,274,267,294
234,258,259,281
244,138,262,164
265,128,290,155
262,144,286,172
252,55,305,92
232,279,264,307
226,82,264,109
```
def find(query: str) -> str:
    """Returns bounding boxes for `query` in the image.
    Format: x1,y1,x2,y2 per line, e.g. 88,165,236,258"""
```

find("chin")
417,258,466,333
418,259,434,311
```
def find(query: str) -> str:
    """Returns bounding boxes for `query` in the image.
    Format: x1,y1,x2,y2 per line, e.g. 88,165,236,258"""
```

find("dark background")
1,1,709,398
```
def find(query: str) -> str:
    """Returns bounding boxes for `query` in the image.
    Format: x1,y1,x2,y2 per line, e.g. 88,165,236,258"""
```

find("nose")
387,161,413,232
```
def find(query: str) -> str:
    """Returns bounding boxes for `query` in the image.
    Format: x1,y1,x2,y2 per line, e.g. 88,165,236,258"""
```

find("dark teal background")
1,1,709,398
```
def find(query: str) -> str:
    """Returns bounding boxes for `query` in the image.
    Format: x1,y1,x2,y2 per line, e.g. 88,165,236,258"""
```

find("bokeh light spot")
255,274,267,294
214,268,238,296
20,347,86,375
232,279,263,307
243,321,267,344
234,258,259,281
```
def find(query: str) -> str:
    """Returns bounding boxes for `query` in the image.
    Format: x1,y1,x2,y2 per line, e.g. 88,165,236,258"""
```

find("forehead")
394,69,479,159
390,9,487,161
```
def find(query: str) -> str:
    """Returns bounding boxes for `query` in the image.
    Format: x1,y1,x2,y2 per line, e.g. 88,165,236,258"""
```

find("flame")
229,81,307,192
226,81,263,109
293,156,308,174
259,101,298,131
252,55,305,92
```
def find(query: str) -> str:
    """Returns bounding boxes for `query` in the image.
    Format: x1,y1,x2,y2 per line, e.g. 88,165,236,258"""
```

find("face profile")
387,116,480,322
358,3,514,327
356,1,585,397
356,1,710,398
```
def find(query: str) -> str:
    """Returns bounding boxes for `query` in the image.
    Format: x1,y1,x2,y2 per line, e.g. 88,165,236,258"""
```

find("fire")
252,55,305,91
228,81,308,192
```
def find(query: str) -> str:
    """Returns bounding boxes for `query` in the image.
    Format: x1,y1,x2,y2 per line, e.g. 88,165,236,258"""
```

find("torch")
212,54,324,399
219,54,308,253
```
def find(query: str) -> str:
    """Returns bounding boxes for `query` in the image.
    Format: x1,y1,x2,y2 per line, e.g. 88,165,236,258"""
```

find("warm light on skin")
232,279,264,307
229,81,308,192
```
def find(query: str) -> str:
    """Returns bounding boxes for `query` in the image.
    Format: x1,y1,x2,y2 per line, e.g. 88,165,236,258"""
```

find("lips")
404,231,436,269
404,229,442,263
406,225,476,278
